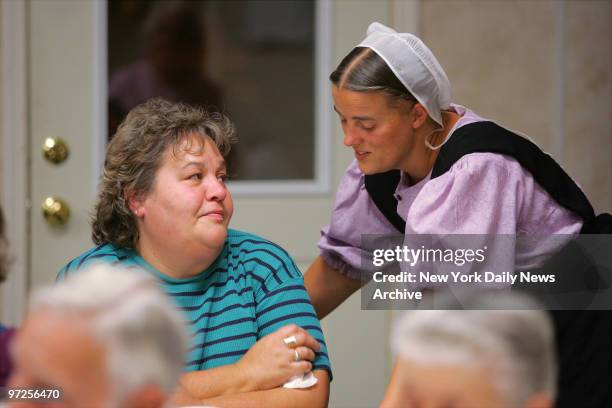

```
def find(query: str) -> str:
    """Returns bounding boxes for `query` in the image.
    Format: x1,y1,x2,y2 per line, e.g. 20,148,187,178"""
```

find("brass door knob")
42,137,69,164
42,197,71,227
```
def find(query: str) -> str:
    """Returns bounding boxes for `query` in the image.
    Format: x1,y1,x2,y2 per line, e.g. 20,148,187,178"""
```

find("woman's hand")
235,324,321,391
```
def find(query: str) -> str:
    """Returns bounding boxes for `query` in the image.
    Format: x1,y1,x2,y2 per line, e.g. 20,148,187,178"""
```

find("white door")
28,0,106,289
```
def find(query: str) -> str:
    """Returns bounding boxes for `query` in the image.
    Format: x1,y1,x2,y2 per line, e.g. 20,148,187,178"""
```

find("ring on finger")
283,335,297,347
294,349,301,362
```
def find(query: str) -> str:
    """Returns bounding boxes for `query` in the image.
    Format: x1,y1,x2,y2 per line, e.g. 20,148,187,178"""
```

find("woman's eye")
218,174,229,182
188,173,203,181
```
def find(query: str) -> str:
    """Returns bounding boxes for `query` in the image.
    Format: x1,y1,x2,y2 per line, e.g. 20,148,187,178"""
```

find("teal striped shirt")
58,229,331,376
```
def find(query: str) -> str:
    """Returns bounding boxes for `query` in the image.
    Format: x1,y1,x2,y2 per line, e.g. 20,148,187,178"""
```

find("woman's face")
133,134,233,266
332,85,417,175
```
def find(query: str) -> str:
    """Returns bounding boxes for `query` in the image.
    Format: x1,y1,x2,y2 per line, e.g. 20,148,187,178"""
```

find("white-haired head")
29,264,189,406
392,291,557,407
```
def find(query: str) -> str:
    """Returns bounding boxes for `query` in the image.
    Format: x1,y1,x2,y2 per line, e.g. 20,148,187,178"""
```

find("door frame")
1,0,28,325
1,0,108,324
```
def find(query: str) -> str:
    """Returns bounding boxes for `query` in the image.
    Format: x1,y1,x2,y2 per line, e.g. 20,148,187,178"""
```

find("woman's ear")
125,188,145,218
411,103,430,129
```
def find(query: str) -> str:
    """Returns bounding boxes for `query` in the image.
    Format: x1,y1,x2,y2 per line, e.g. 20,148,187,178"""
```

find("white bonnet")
358,22,452,127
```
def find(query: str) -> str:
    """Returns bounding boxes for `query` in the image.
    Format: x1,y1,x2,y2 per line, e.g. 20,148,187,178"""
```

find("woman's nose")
343,127,359,147
206,177,227,202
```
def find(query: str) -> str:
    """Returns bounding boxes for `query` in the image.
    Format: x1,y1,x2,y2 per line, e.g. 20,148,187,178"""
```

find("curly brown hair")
92,98,236,248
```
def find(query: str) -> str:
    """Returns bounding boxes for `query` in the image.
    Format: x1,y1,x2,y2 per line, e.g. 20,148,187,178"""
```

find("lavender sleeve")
406,153,583,270
320,153,582,281
318,161,397,280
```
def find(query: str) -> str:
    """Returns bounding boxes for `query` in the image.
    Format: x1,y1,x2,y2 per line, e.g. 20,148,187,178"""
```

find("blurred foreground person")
8,265,189,408
381,292,556,408
0,205,15,386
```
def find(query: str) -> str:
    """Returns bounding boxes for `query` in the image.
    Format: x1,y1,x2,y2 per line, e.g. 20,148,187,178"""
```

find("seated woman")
58,98,330,407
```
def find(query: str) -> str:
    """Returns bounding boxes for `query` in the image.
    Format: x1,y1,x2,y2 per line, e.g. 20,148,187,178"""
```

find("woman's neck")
403,110,461,185
136,239,221,279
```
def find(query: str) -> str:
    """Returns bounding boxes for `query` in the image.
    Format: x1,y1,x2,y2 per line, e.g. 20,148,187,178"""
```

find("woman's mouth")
355,151,370,161
202,210,224,221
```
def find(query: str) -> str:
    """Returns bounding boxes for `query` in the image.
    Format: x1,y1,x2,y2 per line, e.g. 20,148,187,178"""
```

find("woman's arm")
379,361,405,408
304,255,362,319
193,370,330,408
174,325,321,401
173,364,251,403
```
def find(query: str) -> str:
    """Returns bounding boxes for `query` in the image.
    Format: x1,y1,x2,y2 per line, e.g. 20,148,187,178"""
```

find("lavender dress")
318,104,583,280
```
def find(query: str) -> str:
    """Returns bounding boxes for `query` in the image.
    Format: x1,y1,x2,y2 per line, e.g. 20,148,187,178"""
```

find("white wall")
421,0,612,211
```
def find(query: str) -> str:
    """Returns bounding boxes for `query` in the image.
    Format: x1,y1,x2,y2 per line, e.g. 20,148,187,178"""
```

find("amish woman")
305,22,608,407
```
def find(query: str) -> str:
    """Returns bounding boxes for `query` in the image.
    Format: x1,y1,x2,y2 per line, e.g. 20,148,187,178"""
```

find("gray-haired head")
392,291,557,407
29,264,190,406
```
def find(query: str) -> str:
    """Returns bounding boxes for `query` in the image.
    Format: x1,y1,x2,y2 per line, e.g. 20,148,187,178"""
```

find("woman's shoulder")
58,243,132,279
226,229,291,256
225,229,303,287
442,112,535,180
444,151,525,178
422,152,529,208
225,229,297,267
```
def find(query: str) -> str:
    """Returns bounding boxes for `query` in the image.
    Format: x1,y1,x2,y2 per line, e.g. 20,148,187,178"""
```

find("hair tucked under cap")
358,22,452,127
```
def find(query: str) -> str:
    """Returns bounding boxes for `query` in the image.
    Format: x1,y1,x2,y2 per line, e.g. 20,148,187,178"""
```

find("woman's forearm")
380,361,406,408
197,370,330,408
174,363,254,402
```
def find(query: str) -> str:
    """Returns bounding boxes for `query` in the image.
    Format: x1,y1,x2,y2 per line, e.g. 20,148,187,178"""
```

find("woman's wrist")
232,360,258,394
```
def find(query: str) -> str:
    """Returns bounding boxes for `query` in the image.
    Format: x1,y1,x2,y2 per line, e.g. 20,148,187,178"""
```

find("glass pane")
108,0,315,181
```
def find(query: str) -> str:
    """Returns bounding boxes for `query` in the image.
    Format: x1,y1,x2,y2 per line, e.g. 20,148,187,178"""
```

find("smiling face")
332,85,427,175
131,134,233,277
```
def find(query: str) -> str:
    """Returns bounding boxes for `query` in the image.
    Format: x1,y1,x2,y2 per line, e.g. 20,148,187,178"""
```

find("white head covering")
358,22,452,128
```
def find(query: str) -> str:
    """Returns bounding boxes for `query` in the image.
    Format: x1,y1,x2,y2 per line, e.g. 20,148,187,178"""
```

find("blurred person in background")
59,98,330,407
8,264,189,408
108,0,222,139
0,205,15,387
381,291,556,408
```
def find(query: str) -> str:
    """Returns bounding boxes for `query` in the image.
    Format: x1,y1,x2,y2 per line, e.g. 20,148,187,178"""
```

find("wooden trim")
1,0,29,325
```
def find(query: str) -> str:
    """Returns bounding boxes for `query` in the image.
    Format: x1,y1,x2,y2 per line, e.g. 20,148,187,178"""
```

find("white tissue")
282,371,318,389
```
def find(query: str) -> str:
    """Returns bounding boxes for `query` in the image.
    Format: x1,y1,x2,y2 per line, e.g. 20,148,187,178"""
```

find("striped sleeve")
254,270,332,377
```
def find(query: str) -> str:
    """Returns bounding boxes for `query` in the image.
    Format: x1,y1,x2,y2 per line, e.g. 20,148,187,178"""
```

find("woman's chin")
207,225,229,245
357,161,391,175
